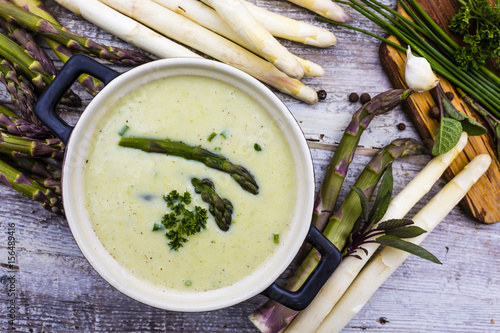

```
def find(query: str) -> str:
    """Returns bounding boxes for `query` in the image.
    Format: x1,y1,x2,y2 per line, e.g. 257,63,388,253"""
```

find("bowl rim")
62,58,315,312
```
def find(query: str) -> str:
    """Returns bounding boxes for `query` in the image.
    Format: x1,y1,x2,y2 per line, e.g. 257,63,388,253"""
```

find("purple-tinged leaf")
385,226,427,239
377,219,414,231
374,235,441,264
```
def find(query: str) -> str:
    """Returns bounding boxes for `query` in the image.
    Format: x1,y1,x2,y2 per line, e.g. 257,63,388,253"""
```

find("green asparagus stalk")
12,0,104,96
3,152,64,195
191,178,233,231
0,33,80,106
0,37,80,109
0,104,53,139
4,154,61,180
0,1,152,66
0,131,64,159
0,31,51,91
32,175,61,195
324,138,424,251
312,89,412,232
0,158,63,214
49,41,104,96
249,137,424,333
0,15,56,75
119,137,258,195
0,58,38,124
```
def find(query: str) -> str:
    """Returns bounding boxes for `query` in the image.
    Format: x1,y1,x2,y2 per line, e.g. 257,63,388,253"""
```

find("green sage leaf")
370,165,393,223
432,117,463,156
385,226,427,238
351,186,370,222
442,97,487,136
376,165,394,203
374,235,442,264
370,192,391,226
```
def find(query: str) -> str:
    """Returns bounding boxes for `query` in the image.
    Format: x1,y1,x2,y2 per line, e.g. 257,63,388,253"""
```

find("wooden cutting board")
379,0,500,224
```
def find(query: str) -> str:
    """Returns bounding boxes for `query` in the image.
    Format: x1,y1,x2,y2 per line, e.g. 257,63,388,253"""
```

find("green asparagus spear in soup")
191,178,233,231
118,137,259,195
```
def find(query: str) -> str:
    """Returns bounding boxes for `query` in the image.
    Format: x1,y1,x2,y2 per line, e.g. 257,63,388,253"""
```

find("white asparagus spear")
53,0,200,59
199,0,337,47
240,0,337,47
285,132,469,333
153,0,324,77
286,0,349,22
98,0,318,104
315,153,492,333
204,0,304,79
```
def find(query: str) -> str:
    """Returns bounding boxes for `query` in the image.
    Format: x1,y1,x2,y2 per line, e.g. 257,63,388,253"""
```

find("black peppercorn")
360,93,371,104
445,91,455,101
317,90,327,100
348,92,359,103
397,123,406,131
429,106,440,119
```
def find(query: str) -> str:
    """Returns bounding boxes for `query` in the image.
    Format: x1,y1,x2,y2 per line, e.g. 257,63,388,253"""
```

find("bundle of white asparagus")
54,0,349,104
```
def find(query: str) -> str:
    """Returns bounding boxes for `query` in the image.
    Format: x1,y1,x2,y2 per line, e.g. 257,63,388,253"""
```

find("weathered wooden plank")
379,1,500,224
0,0,499,332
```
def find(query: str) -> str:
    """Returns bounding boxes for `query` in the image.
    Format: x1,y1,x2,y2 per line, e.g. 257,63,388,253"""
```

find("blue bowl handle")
261,224,342,311
35,54,120,144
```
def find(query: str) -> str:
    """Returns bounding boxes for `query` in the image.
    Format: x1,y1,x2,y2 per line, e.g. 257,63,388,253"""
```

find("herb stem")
404,0,459,50
317,18,405,53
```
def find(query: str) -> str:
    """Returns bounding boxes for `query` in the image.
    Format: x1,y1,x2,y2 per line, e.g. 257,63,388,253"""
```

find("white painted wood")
0,0,499,332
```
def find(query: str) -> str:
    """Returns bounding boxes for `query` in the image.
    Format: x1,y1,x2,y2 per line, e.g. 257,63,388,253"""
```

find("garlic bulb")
404,46,439,92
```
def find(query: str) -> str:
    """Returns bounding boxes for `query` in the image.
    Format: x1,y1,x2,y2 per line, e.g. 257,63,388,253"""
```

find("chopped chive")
254,143,262,151
273,233,280,244
118,124,129,136
185,280,192,286
220,130,228,138
207,132,217,142
152,223,163,231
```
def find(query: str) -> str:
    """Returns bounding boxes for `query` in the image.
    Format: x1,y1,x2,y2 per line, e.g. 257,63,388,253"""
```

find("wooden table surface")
1,1,499,332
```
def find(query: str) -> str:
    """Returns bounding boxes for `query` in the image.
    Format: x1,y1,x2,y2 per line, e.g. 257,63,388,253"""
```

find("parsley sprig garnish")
449,0,500,71
153,190,208,251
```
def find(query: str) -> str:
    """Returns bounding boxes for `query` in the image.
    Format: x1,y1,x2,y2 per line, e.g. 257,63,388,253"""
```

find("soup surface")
83,75,298,292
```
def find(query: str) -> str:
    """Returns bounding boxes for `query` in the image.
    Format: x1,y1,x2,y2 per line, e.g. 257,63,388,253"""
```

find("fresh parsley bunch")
450,0,500,70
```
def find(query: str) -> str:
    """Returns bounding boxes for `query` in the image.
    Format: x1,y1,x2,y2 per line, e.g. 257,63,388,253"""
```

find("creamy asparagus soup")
83,75,298,292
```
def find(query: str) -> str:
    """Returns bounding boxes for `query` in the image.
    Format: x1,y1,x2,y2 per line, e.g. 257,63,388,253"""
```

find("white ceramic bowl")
36,55,339,312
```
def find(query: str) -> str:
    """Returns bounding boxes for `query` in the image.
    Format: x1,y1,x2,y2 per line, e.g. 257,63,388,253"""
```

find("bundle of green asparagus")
0,0,152,215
